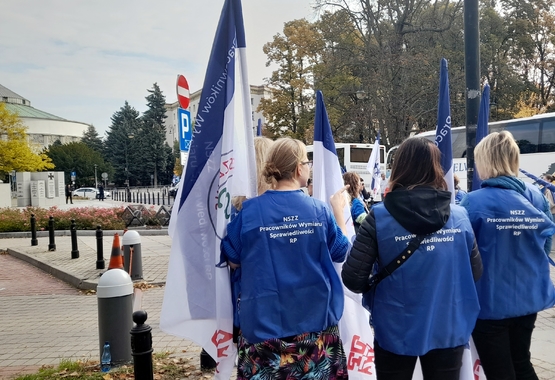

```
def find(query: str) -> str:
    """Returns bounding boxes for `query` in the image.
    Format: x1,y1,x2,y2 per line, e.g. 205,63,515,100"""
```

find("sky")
0,0,318,137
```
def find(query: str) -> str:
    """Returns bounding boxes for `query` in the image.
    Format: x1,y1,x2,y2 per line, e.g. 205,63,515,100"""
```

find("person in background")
65,183,73,204
454,174,467,205
379,172,389,200
342,137,482,380
344,172,369,233
307,177,313,197
541,174,555,221
221,137,350,379
461,131,555,380
360,178,372,203
98,184,105,201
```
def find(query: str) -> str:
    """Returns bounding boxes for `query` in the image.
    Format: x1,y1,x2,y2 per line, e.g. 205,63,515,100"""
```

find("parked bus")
386,112,555,190
306,142,387,199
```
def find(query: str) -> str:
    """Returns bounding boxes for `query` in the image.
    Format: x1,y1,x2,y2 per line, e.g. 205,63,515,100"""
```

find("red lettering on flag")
473,359,483,380
347,335,375,375
211,329,233,358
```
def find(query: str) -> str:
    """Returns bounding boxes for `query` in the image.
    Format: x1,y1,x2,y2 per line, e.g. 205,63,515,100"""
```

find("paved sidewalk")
1,230,555,379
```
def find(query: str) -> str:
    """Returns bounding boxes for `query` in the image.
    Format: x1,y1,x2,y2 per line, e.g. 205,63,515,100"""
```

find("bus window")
307,151,313,161
350,147,371,163
452,129,467,158
336,147,345,169
540,120,555,152
506,122,540,153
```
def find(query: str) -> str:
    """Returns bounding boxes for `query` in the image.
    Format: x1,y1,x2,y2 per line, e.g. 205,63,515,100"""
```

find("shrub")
0,206,127,232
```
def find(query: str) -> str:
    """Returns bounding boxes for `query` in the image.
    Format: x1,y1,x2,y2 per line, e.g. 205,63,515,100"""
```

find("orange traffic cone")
108,233,124,270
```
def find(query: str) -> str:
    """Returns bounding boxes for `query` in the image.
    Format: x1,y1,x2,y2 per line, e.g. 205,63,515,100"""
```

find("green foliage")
104,101,141,186
136,83,172,187
81,125,104,155
45,142,113,187
0,206,126,232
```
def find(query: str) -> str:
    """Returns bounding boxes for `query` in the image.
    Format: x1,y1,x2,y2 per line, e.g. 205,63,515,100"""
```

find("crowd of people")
219,131,555,380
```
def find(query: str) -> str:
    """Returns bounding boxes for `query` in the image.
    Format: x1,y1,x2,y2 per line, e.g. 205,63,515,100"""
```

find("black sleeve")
361,187,372,200
341,209,379,293
470,239,483,282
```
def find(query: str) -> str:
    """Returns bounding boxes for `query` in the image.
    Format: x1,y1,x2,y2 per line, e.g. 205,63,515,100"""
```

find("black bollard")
200,348,217,370
148,192,151,205
30,214,38,246
157,193,160,206
47,216,56,251
130,310,153,380
96,225,105,269
70,219,79,259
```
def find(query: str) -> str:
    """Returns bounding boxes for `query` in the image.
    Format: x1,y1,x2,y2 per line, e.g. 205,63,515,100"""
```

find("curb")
7,248,98,290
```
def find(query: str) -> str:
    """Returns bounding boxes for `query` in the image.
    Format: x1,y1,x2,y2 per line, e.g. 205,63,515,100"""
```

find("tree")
0,103,54,178
81,125,104,155
45,142,113,187
136,83,170,187
104,101,141,186
258,19,324,142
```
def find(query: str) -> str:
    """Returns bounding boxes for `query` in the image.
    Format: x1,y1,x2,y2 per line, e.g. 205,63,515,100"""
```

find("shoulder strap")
367,234,426,290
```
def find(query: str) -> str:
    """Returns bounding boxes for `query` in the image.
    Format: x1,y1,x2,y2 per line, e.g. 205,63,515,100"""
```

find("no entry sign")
176,74,190,109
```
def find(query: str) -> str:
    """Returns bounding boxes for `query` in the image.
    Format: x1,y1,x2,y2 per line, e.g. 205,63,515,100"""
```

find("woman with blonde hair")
343,171,369,232
461,131,555,380
222,137,350,379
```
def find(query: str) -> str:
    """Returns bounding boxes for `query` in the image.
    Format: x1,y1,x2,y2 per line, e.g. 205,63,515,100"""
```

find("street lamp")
94,164,98,189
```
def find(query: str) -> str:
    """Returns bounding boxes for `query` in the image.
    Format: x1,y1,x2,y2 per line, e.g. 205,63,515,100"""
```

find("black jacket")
341,186,482,294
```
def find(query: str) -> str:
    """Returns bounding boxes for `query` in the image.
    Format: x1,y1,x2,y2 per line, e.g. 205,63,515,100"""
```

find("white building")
164,84,271,147
0,84,90,150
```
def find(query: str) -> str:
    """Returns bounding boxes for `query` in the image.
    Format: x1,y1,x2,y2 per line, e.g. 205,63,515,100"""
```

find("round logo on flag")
176,74,190,109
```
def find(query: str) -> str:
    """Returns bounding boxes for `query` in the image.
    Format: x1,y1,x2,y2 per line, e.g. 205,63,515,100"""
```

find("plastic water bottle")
101,341,111,372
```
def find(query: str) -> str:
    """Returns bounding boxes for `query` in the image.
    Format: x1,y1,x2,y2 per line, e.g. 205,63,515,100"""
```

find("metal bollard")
30,214,38,246
70,219,79,259
48,216,56,251
130,310,153,380
157,193,160,206
96,225,105,269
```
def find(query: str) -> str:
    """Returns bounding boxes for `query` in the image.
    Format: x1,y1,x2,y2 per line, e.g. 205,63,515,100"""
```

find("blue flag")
435,58,455,203
161,1,257,378
472,83,490,191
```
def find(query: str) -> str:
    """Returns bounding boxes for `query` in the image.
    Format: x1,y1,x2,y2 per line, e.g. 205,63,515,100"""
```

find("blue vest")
369,204,480,356
233,190,347,343
463,186,555,319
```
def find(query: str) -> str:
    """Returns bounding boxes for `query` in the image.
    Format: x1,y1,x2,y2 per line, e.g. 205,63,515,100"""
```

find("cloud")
0,0,318,136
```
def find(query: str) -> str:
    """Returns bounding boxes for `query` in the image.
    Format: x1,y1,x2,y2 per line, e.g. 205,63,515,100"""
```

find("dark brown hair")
388,137,447,191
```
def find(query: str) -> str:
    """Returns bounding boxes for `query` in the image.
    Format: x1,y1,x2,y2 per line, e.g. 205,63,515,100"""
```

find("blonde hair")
263,137,305,183
233,136,275,211
474,131,519,180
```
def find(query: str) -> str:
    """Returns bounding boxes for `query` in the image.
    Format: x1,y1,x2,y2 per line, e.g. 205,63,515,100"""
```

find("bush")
0,206,127,232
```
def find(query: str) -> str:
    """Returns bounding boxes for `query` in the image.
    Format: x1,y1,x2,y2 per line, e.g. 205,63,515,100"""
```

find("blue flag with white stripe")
435,58,455,203
313,91,380,379
161,1,256,378
472,83,490,191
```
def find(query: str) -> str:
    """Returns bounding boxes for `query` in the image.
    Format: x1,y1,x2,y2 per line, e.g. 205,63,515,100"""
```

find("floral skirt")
237,325,348,380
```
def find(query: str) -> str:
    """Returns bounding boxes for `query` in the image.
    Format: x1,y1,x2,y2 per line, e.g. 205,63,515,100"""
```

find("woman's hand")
330,185,350,236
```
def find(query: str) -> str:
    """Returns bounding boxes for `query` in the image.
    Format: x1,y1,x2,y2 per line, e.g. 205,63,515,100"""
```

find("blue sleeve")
326,208,350,263
221,212,243,265
351,198,366,221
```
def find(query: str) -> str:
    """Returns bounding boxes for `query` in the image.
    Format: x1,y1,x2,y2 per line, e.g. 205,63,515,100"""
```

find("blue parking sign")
178,108,192,152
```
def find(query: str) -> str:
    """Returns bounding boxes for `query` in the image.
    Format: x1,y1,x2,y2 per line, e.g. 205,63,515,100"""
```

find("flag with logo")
435,58,455,203
160,1,257,379
366,133,381,196
472,83,490,191
313,90,377,378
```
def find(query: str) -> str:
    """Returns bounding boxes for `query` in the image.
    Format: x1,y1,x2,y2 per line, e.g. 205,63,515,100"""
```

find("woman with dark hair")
342,137,482,380
461,131,555,380
222,137,351,379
